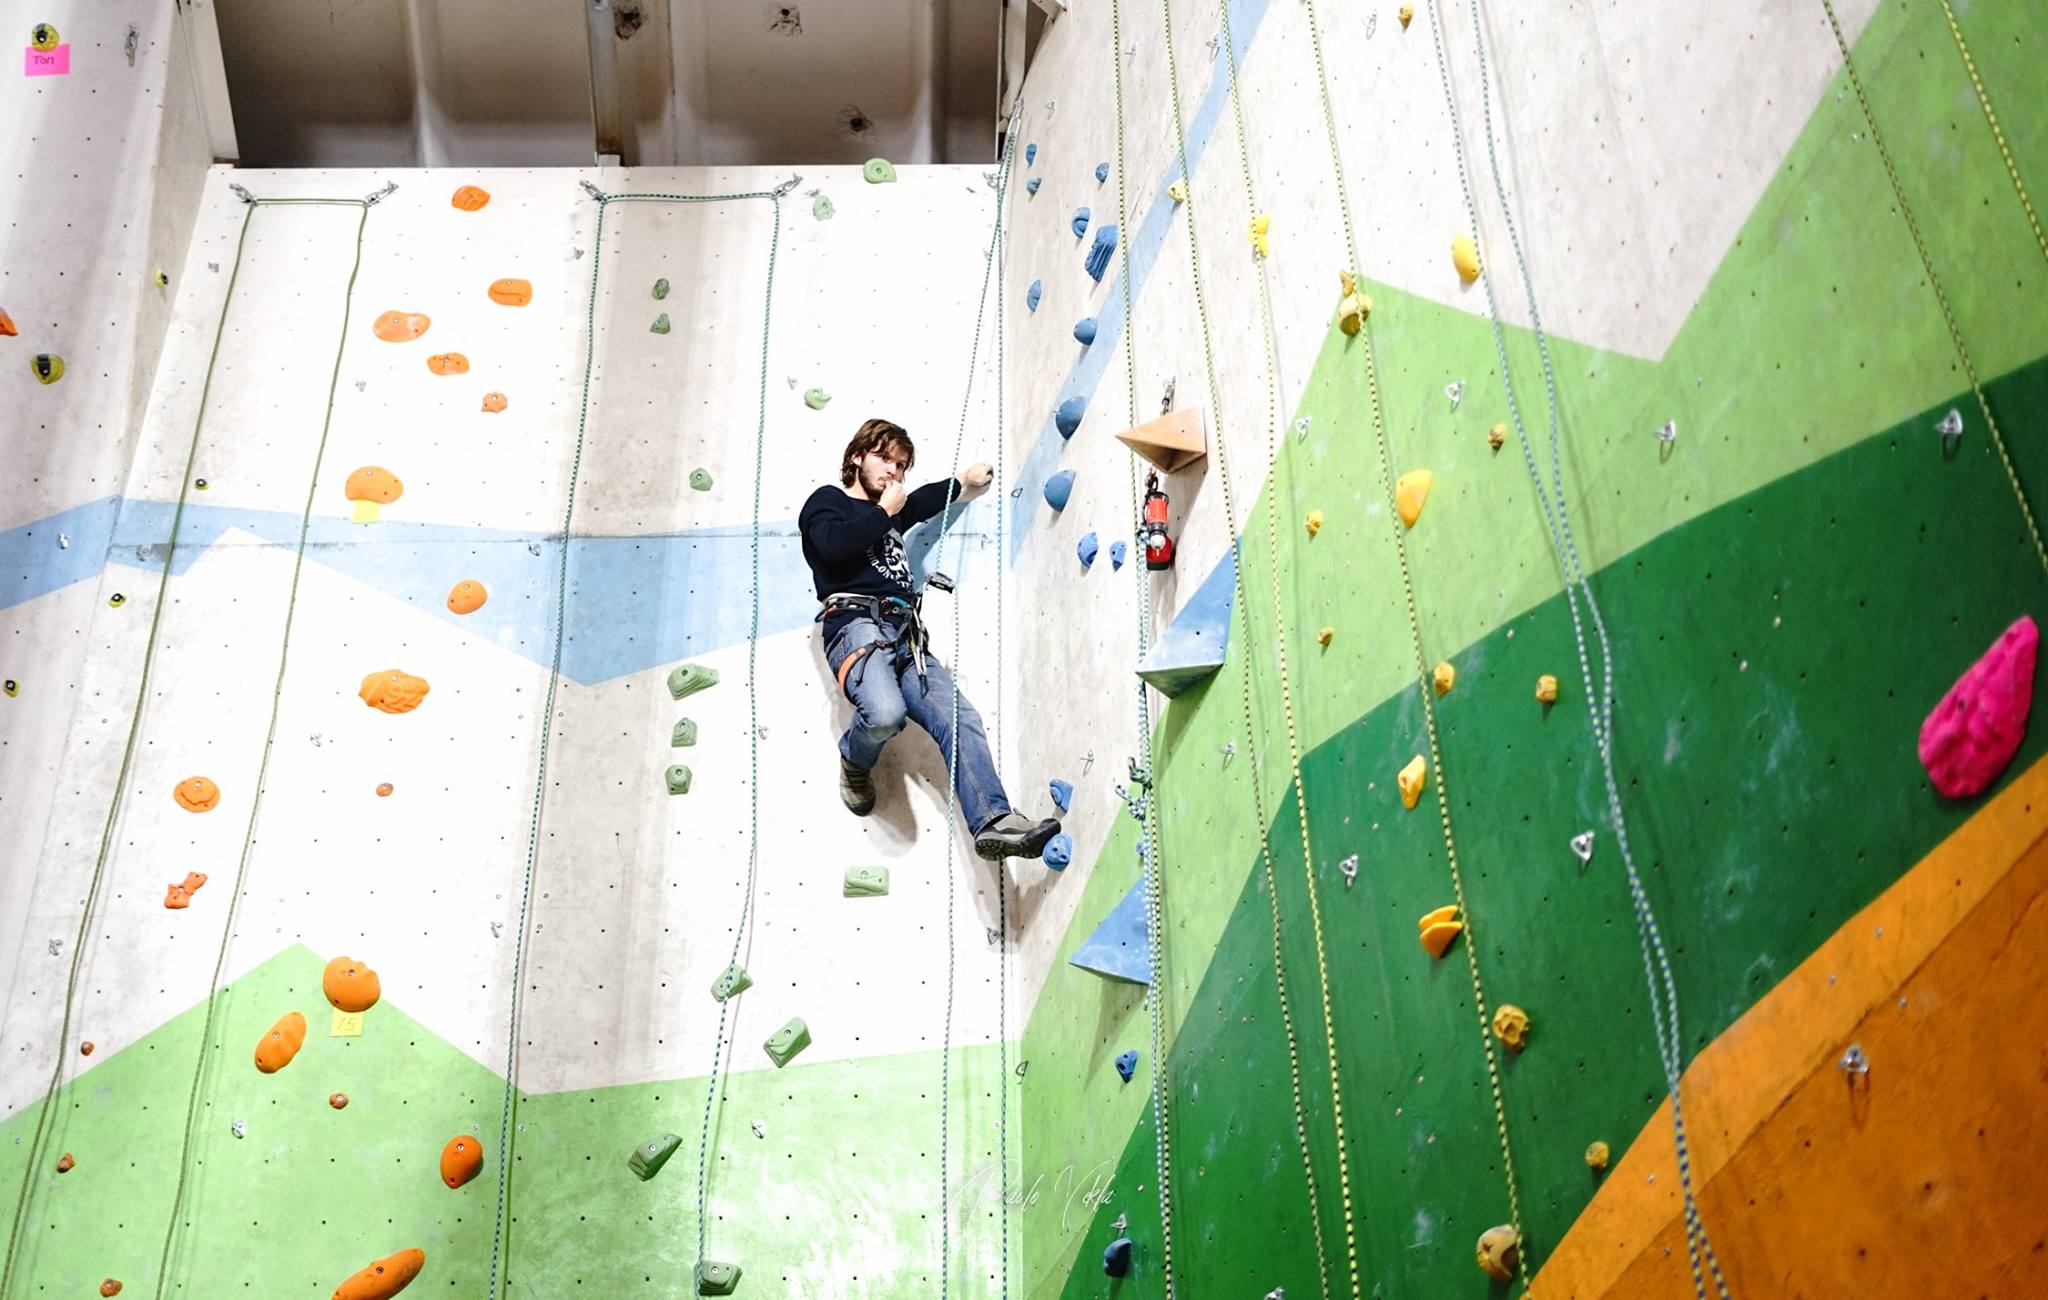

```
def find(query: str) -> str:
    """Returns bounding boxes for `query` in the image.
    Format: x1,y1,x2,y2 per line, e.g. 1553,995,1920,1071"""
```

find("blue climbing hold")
1044,832,1073,870
1055,395,1086,439
1025,142,1037,166
1104,1237,1134,1278
1071,206,1091,238
1110,540,1127,570
1026,177,1042,196
1068,879,1152,984
1049,779,1074,813
1077,532,1099,568
1085,225,1118,282
1043,469,1076,511
1027,280,1042,312
1095,162,1110,183
1073,317,1097,346
1115,1049,1138,1082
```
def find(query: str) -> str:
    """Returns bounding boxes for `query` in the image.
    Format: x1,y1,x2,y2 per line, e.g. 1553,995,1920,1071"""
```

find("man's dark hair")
840,419,916,487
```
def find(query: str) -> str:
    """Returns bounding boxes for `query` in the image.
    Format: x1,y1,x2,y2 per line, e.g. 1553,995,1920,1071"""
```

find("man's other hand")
958,463,994,498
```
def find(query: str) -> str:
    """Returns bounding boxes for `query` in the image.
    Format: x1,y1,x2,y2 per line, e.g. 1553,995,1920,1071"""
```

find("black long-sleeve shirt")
799,478,963,641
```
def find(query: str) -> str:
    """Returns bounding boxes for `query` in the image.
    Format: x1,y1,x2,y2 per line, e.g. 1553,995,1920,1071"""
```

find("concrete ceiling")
211,0,1038,168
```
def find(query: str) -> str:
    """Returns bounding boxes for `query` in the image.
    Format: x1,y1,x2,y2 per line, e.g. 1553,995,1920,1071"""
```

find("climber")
800,418,1062,860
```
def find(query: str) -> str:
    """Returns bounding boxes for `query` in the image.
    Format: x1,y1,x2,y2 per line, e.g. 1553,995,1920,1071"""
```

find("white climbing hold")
1338,854,1359,887
56,533,69,549
1936,408,1963,452
1839,1043,1869,1076
47,938,62,956
1570,830,1595,863
231,1119,246,1139
490,921,504,939
1293,416,1311,440
1445,379,1465,408
1655,419,1677,445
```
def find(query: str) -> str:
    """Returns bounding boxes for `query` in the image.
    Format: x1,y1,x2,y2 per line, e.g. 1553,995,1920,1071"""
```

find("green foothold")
763,1017,811,1068
689,467,714,491
711,963,752,1002
843,866,890,897
672,718,698,748
665,764,693,795
812,195,835,220
862,157,897,184
696,1261,742,1295
668,663,719,699
653,277,670,300
651,312,671,334
803,388,831,410
629,1132,681,1181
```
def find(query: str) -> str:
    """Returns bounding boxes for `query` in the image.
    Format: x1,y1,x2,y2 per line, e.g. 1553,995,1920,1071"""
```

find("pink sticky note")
24,44,70,76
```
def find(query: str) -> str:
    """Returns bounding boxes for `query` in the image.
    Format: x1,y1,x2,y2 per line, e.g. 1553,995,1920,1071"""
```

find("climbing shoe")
974,813,1062,861
839,756,876,816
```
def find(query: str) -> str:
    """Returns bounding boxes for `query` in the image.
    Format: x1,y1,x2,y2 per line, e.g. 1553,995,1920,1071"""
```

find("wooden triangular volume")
1116,406,1208,473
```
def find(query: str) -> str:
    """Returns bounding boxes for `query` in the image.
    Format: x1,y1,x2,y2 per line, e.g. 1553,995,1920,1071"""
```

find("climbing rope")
0,189,382,1300
1152,0,1366,1291
1933,0,2048,268
482,175,798,1300
1816,0,2047,580
928,117,1022,1296
994,117,1013,1300
1105,1,1186,1289
1424,0,1730,1291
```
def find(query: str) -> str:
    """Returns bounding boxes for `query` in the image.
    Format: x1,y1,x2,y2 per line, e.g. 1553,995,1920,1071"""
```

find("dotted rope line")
1934,0,2048,267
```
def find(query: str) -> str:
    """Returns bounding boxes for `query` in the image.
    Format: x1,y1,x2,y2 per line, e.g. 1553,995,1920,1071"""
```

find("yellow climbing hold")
1398,6,1415,31
1451,235,1482,282
1305,509,1324,538
1488,422,1508,451
1492,1004,1531,1052
1398,755,1428,809
1418,905,1462,958
1476,1225,1520,1281
1585,1140,1611,1171
1248,213,1272,260
1317,627,1334,648
1395,470,1433,527
1338,271,1372,336
1535,674,1559,704
1168,179,1188,204
1433,661,1456,695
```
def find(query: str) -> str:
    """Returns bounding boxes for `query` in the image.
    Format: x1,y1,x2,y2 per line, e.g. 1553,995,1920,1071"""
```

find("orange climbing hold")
426,352,470,376
1418,904,1463,958
331,1248,425,1300
439,1135,483,1189
80,1041,93,1056
254,1011,307,1073
359,669,429,714
487,278,532,306
174,776,220,812
481,392,507,413
56,1153,74,1172
163,872,208,910
330,1092,350,1109
345,466,404,523
450,186,491,212
323,956,383,1013
372,311,430,343
0,308,17,336
101,1282,122,1297
376,782,394,797
446,580,487,614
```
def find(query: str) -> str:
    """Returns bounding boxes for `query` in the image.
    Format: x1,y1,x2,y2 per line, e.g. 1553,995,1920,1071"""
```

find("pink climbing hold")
1918,615,2038,799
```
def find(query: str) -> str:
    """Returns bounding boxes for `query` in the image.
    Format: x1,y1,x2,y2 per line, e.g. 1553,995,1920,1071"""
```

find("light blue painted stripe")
1007,0,1275,564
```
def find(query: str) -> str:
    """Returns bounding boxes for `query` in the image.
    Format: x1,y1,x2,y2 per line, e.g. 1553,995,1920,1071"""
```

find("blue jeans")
826,616,1011,834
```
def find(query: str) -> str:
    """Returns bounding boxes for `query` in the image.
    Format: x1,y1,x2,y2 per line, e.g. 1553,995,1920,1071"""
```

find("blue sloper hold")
1043,832,1073,870
1049,778,1073,812
1026,142,1037,165
1104,1238,1134,1278
1114,1049,1138,1082
1043,469,1076,511
1071,206,1091,238
1077,532,1098,568
1095,161,1110,183
1027,280,1042,312
1110,540,1127,570
1073,317,1097,346
1026,177,1042,195
1085,225,1118,282
1055,395,1086,439
1068,878,1151,984
1136,547,1234,696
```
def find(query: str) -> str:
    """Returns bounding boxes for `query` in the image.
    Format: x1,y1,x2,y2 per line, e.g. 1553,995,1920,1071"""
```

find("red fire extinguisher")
1142,470,1175,570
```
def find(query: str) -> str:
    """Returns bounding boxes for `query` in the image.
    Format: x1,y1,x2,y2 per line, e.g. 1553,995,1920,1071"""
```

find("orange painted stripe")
1531,751,2048,1297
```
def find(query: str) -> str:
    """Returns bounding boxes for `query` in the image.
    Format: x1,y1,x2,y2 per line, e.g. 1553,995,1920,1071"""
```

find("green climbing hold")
711,963,752,1002
696,1261,742,1296
862,158,897,184
650,313,671,335
628,1132,682,1181
763,1018,811,1068
668,663,719,699
31,354,63,385
653,278,670,300
689,467,713,491
803,388,831,410
665,764,693,795
672,718,698,748
843,866,890,897
812,195,835,220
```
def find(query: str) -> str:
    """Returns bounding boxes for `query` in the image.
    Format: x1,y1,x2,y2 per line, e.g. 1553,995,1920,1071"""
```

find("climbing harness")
818,593,925,693
1422,0,1729,1291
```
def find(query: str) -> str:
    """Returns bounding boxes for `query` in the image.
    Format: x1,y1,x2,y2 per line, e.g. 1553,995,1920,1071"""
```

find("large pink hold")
1919,615,2038,799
